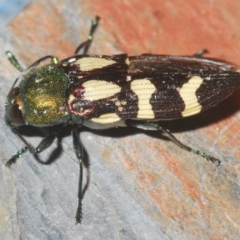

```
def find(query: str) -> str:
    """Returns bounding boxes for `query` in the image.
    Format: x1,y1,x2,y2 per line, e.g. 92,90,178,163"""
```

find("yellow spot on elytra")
90,113,121,124
69,94,75,102
131,79,156,119
126,76,131,81
76,57,116,71
82,80,121,101
125,58,130,65
118,106,124,112
115,100,121,106
179,76,203,117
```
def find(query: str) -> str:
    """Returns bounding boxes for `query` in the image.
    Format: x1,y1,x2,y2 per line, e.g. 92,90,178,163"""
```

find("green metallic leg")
6,125,64,167
126,120,220,165
5,146,28,167
71,126,84,224
192,49,208,58
74,16,100,55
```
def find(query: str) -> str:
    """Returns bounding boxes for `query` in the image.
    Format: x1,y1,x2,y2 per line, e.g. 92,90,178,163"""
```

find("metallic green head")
5,63,70,127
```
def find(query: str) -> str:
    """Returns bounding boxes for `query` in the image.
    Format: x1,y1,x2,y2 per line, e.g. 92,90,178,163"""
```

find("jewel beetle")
4,16,240,223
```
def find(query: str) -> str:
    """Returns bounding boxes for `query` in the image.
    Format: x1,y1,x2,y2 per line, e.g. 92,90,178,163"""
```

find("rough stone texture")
1,0,240,239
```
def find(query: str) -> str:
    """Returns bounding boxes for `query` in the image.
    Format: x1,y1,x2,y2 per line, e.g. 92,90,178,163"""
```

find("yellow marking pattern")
90,113,121,124
69,94,75,102
131,79,156,119
76,57,116,71
82,80,121,101
125,58,130,65
179,76,204,117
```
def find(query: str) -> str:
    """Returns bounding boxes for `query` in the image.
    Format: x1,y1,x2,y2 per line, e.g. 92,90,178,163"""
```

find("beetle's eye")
5,87,25,126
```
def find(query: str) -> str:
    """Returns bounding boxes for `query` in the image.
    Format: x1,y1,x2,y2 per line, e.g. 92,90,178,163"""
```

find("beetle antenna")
10,77,20,89
27,55,56,70
5,51,23,88
6,51,24,72
11,127,35,152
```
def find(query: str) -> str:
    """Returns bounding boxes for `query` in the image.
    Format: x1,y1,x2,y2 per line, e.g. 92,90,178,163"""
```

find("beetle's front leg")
6,125,64,167
5,146,28,167
74,16,100,55
126,120,221,165
71,126,84,224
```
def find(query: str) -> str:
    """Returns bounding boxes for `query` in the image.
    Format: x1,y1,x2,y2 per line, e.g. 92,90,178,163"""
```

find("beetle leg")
71,126,84,224
192,49,208,58
126,120,221,165
5,146,28,167
33,127,63,154
74,16,100,55
6,125,64,167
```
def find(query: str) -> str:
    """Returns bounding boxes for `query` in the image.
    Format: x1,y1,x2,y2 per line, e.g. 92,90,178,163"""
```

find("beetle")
4,16,240,223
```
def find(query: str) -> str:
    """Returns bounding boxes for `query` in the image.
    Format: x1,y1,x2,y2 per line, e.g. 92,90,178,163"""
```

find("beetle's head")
5,86,25,127
5,64,71,128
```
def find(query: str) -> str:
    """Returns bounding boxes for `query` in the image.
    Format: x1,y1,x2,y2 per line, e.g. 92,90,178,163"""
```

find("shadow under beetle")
5,16,240,223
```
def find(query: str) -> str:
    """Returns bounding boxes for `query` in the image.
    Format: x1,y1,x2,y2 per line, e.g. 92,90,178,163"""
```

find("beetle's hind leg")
126,120,221,165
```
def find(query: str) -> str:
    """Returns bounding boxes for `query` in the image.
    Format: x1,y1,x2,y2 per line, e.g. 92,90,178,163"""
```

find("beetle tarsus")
6,156,18,167
75,199,83,224
192,49,209,58
74,16,100,55
190,149,221,165
6,146,28,167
